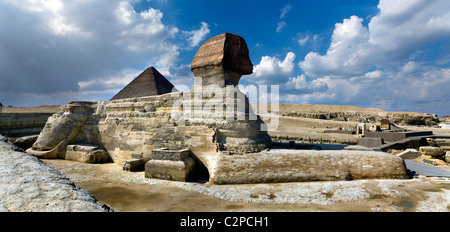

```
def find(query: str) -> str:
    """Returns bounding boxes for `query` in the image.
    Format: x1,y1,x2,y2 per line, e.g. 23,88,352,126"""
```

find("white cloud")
285,74,328,93
78,68,141,93
401,61,421,74
294,0,450,116
299,0,450,78
280,5,292,19
276,21,286,33
249,52,296,85
299,15,370,77
364,70,384,79
298,35,310,46
276,5,292,33
0,0,184,105
166,64,195,87
186,22,210,47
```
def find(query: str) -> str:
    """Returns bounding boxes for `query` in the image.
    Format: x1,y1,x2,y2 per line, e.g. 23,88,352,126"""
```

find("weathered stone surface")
0,137,112,212
445,151,450,163
191,33,253,87
151,149,191,161
65,144,109,163
396,149,421,160
144,149,197,181
439,146,450,152
9,135,39,150
145,158,195,181
208,150,409,184
123,158,145,171
30,101,97,153
0,113,54,136
279,106,439,126
28,89,272,165
433,139,450,147
427,138,436,146
358,137,383,148
344,145,374,151
419,146,445,158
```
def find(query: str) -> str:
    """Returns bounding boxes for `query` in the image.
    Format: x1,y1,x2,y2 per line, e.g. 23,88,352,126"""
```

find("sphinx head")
190,33,253,87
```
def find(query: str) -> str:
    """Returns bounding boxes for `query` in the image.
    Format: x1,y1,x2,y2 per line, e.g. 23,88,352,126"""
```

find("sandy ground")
43,159,450,212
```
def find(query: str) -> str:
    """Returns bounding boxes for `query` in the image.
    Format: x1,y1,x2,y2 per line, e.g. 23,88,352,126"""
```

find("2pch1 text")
180,216,269,229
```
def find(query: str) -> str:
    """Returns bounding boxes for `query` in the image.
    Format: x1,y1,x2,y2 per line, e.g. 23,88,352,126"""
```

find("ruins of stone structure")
26,33,409,184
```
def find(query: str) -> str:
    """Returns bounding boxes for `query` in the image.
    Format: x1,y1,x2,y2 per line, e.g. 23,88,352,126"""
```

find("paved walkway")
404,160,450,177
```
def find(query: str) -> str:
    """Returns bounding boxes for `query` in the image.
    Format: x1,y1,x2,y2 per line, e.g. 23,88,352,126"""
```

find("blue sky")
1,0,450,117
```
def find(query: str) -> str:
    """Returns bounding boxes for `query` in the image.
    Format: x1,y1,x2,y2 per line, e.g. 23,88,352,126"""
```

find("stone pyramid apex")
110,66,177,100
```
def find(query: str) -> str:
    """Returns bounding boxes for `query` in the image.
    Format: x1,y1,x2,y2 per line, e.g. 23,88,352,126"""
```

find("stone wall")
0,113,54,136
281,111,439,126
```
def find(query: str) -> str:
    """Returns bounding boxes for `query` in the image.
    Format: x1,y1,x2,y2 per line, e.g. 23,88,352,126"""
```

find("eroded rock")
0,138,112,212
396,149,421,160
419,146,445,158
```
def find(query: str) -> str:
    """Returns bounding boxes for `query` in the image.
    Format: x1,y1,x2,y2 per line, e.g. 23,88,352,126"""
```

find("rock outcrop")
210,149,409,184
0,135,111,212
277,104,439,126
0,113,56,137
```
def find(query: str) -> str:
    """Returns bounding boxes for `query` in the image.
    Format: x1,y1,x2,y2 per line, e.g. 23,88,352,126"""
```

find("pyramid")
111,66,177,100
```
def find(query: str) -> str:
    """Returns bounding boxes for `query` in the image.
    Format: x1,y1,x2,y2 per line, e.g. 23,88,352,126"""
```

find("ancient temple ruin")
26,33,409,184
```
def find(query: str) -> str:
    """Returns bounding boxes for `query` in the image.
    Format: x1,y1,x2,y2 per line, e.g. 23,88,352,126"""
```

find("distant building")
440,122,450,129
442,116,450,122
380,119,390,130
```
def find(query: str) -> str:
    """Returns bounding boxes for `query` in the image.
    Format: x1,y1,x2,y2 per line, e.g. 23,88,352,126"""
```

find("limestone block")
208,150,409,184
439,146,450,152
151,149,190,161
344,145,374,151
358,137,383,148
445,151,450,163
65,144,109,163
145,158,195,181
123,158,145,171
11,135,39,150
433,139,450,146
419,146,445,158
396,149,421,160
